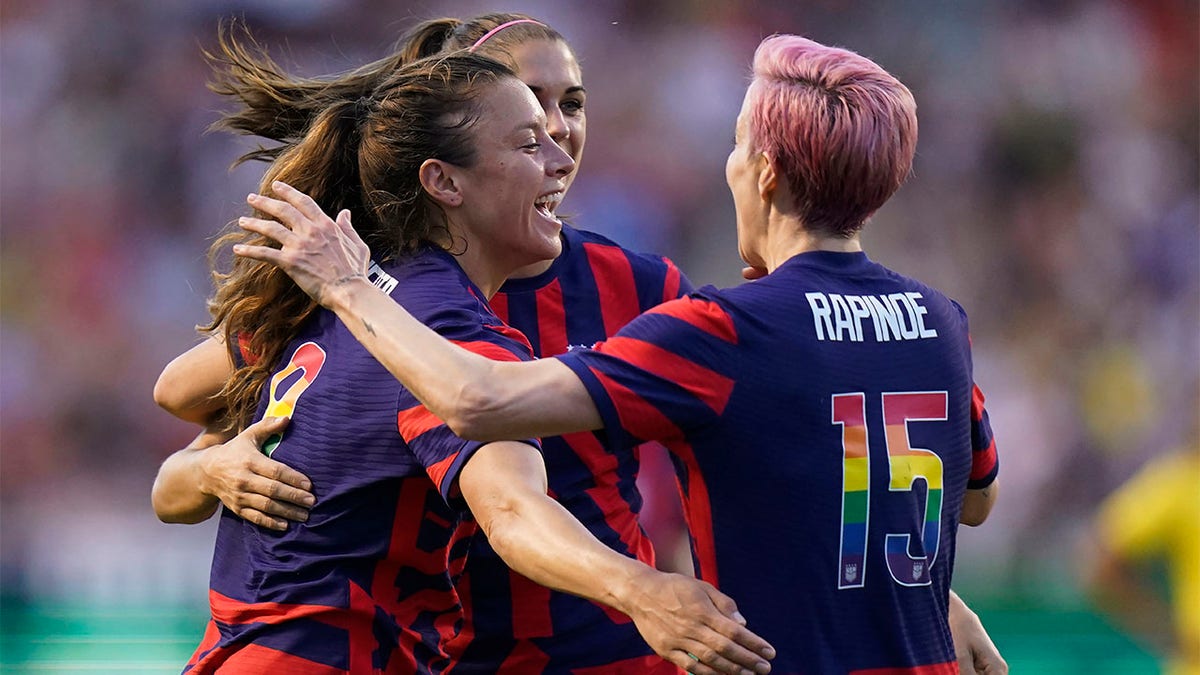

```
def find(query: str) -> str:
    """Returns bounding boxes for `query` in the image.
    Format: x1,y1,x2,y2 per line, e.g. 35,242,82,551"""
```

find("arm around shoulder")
154,336,235,424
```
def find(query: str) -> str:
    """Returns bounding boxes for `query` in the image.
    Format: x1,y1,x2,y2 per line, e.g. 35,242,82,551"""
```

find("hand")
199,416,315,531
233,180,371,308
740,266,768,281
624,569,775,674
949,591,1007,675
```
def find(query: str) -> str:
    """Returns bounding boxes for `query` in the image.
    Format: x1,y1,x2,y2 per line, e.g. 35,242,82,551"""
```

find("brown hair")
202,26,514,430
206,15,568,165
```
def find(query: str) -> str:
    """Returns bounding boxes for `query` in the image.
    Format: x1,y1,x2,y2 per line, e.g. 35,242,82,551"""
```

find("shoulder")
376,252,503,335
568,226,690,291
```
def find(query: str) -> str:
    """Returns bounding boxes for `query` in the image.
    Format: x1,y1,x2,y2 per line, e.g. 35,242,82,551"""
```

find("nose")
545,133,575,178
546,106,570,145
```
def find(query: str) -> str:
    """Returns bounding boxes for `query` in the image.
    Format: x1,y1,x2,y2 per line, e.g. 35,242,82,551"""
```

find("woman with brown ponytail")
151,27,774,675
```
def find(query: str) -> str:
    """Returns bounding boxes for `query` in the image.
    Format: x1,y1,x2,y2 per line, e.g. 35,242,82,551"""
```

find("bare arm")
948,589,1007,675
960,479,999,527
153,336,234,424
459,441,774,674
151,416,314,530
234,182,601,441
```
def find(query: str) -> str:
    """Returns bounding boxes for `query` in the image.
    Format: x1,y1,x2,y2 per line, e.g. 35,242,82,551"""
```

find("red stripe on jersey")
208,589,343,628
508,569,554,638
449,338,528,362
346,581,381,674
665,439,719,587
644,297,738,344
397,404,443,443
851,660,957,674
970,384,986,422
236,332,259,366
598,336,735,415
489,292,510,324
185,619,222,671
592,369,687,443
572,654,683,674
970,437,997,482
583,242,641,337
189,643,348,675
535,278,569,358
426,451,460,494
567,430,655,566
662,258,683,303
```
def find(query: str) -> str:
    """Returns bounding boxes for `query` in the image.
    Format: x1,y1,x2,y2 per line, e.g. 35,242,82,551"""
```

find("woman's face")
453,77,575,271
505,39,586,204
726,90,765,268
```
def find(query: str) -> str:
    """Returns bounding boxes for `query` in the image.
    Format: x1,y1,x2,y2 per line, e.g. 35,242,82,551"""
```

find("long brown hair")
203,28,514,430
204,15,569,164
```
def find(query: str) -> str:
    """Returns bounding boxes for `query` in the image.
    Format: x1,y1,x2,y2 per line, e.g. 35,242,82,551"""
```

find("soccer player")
1080,425,1199,675
161,47,772,674
236,34,1002,674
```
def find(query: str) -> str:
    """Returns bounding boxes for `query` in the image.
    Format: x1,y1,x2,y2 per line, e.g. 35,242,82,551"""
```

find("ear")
757,151,778,201
418,159,463,208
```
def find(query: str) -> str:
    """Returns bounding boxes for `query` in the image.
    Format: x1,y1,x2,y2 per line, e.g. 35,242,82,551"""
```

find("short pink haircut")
746,35,917,237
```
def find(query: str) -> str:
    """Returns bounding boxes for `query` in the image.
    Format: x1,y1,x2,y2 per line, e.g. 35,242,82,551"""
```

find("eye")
561,99,584,115
523,141,542,152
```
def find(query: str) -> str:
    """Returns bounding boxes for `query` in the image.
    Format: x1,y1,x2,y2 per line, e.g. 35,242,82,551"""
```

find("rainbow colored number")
834,391,946,589
262,341,327,456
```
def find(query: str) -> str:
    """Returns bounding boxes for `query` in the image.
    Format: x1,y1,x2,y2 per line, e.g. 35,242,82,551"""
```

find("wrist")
323,274,374,313
604,560,659,617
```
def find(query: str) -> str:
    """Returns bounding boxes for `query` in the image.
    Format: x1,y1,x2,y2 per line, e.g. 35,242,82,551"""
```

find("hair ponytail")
203,95,369,430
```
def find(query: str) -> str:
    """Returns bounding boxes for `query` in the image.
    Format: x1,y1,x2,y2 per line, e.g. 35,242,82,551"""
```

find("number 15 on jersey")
834,391,947,590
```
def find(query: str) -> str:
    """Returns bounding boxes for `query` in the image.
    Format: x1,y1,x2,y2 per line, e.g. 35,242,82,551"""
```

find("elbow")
441,377,507,441
959,480,999,527
150,474,214,525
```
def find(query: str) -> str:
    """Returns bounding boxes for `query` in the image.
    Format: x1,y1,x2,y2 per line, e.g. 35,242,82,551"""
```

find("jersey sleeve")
397,319,540,510
968,383,999,489
556,292,739,448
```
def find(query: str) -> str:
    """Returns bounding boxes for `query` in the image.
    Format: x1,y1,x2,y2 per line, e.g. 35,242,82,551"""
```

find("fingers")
235,507,289,531
703,585,775,662
270,180,327,222
237,215,294,246
672,639,768,675
740,266,768,280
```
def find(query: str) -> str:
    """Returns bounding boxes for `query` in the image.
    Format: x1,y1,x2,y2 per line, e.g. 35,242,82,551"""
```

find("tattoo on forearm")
361,318,376,337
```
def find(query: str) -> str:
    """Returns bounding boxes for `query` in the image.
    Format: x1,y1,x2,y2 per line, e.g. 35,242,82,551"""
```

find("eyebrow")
527,85,587,96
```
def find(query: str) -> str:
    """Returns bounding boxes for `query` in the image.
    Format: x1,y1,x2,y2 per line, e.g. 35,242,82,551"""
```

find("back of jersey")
560,250,996,673
713,251,976,672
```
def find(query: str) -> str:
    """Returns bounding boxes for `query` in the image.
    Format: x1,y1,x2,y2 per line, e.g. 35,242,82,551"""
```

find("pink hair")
746,35,918,236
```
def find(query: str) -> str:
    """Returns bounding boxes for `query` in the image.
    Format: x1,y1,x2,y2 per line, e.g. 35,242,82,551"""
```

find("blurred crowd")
1,0,1196,616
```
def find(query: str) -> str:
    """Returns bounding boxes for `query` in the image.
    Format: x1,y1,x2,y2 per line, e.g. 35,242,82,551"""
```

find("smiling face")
449,77,575,275
726,90,767,268
504,39,586,203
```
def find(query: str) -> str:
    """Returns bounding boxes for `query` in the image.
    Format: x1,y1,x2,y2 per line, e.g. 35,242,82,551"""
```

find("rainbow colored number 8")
261,342,327,456
833,391,946,589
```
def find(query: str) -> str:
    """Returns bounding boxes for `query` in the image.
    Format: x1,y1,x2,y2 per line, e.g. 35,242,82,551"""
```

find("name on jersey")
805,291,938,342
367,261,398,294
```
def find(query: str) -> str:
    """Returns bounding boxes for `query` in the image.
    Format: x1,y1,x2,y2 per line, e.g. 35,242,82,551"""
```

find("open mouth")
534,191,564,220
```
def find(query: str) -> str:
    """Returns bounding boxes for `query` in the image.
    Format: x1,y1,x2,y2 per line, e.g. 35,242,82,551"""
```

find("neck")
449,243,509,299
508,255,557,280
760,211,861,273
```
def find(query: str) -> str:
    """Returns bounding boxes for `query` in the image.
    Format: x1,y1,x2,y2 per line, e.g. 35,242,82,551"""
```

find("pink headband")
468,19,546,52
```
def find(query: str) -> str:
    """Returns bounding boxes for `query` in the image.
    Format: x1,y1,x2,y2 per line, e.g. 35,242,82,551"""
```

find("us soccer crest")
843,563,858,583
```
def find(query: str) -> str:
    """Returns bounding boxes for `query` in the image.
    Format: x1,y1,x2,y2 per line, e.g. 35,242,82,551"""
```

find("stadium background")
1,0,1196,672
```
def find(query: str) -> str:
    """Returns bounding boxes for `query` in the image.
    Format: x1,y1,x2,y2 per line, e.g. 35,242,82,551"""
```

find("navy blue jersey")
445,225,693,673
186,249,539,675
558,251,998,674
